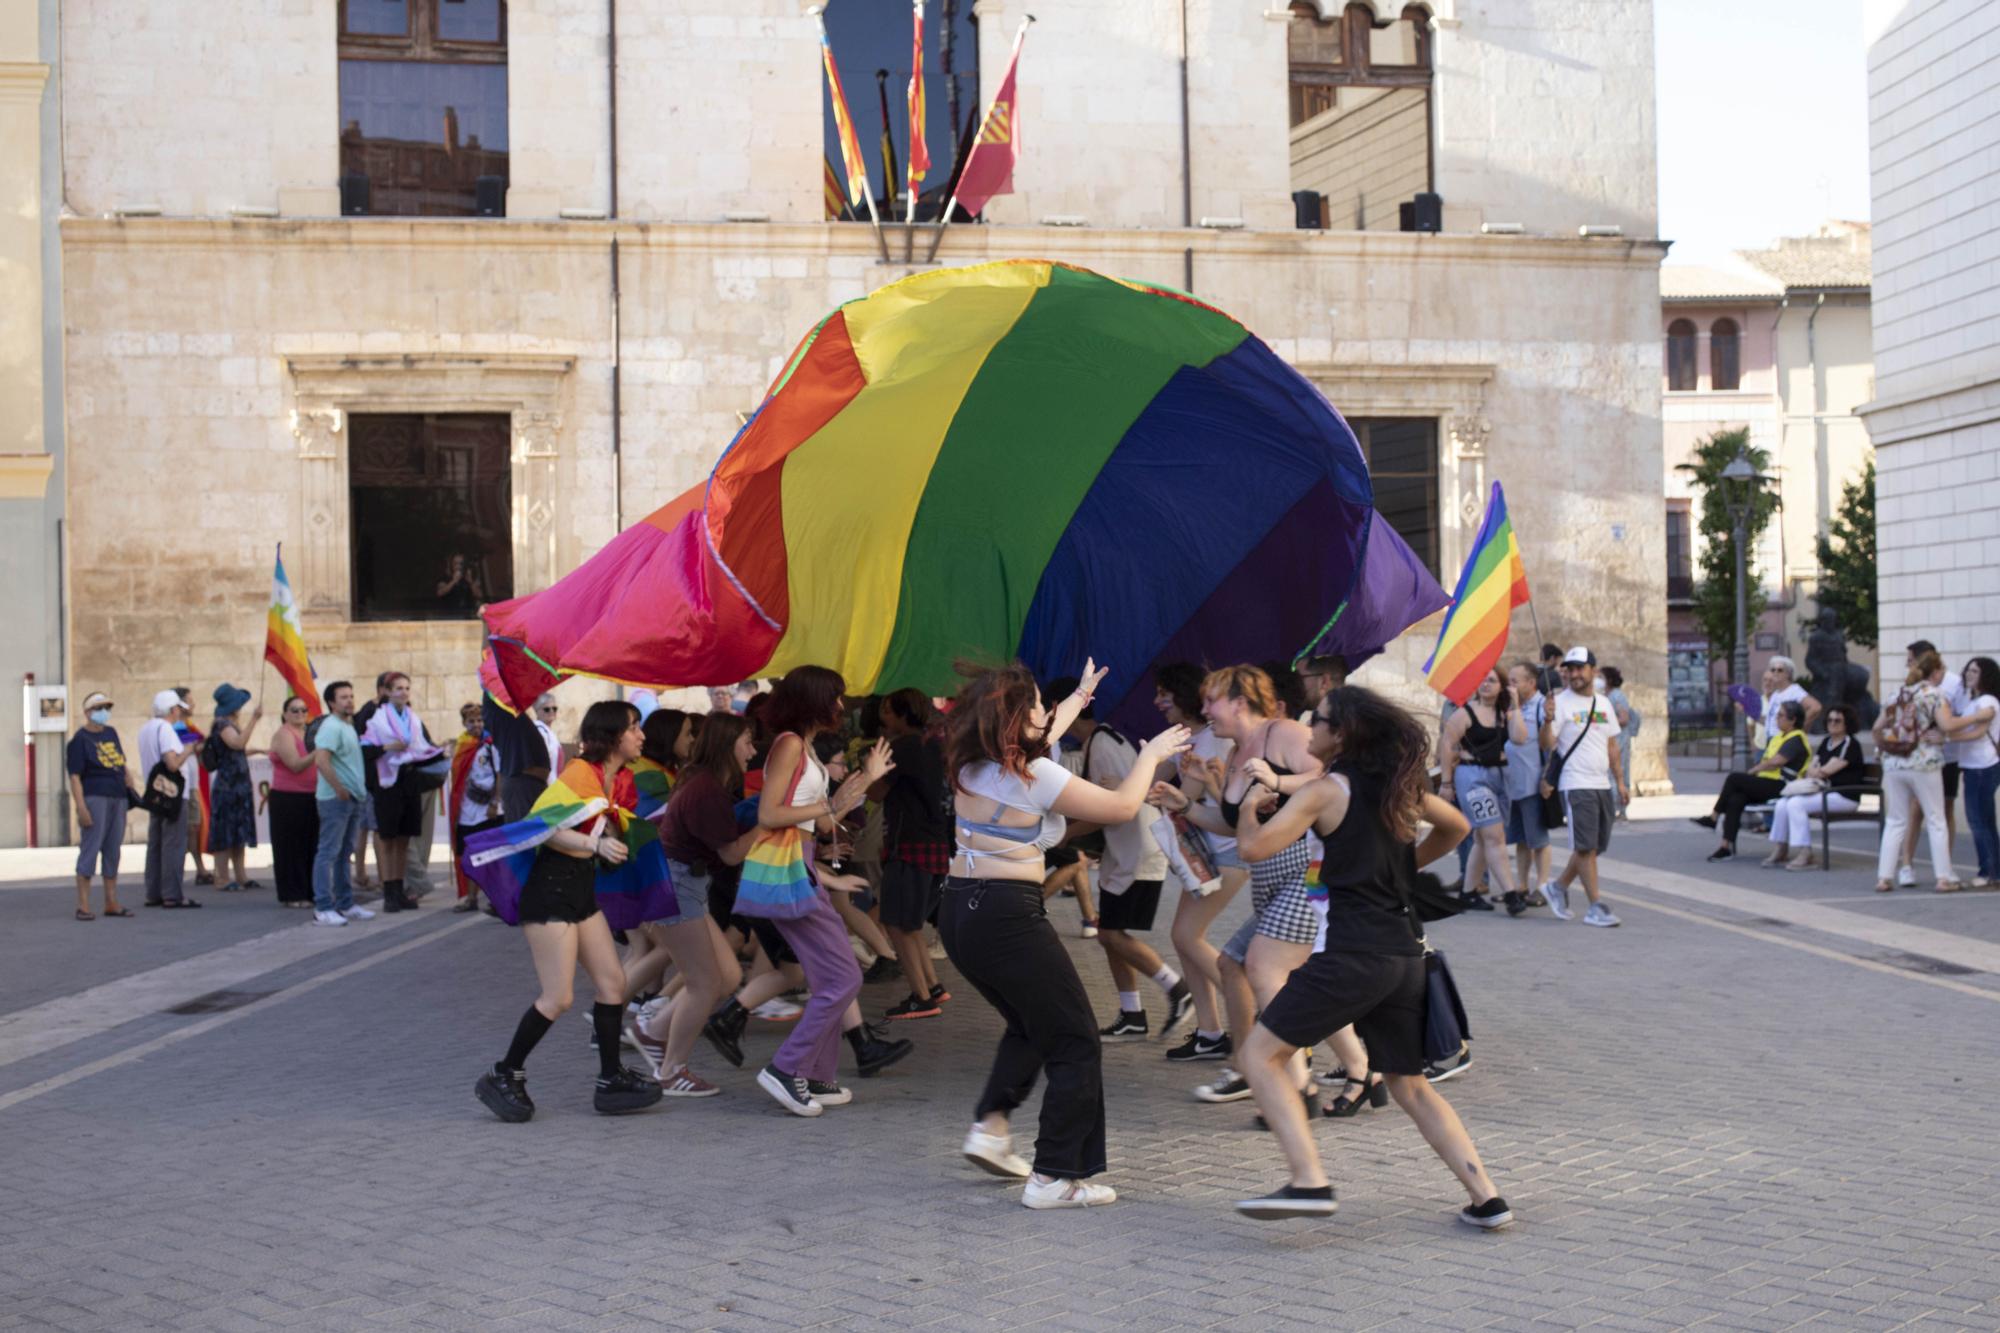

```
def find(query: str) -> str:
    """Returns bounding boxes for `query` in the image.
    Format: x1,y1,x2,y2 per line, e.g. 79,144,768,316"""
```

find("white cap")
1562,646,1594,667
153,688,183,716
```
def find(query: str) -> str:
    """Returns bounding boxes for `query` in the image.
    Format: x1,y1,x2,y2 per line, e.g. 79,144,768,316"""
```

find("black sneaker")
1194,1068,1253,1102
1706,846,1735,862
1459,1196,1514,1230
805,1079,853,1106
757,1063,823,1117
1236,1183,1338,1220
1459,892,1496,912
1424,1046,1473,1084
1689,814,1718,830
1161,981,1195,1038
853,1025,914,1077
883,993,942,1020
701,1014,745,1068
1502,891,1528,917
474,1063,535,1123
1099,1010,1149,1042
1254,1084,1320,1132
1166,1032,1232,1062
930,984,951,1004
863,956,900,984
593,1066,664,1116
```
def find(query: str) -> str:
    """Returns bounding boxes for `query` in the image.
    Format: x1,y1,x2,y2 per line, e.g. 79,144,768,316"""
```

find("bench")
1740,763,1886,869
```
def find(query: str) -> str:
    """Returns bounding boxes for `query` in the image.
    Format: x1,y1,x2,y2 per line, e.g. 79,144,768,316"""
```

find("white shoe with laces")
1022,1173,1117,1209
1582,901,1621,928
314,910,349,927
1541,879,1573,921
963,1125,1032,1179
341,906,375,921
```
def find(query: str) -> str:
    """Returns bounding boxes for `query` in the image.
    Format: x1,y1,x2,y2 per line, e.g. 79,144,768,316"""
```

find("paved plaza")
4,764,2000,1331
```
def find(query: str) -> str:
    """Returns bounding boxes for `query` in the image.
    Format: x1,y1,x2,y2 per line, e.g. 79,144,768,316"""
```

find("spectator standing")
204,684,263,892
266,696,322,907
360,671,442,913
172,686,216,888
1948,657,2000,887
1538,647,1628,927
1601,666,1640,815
67,691,139,919
139,689,201,909
451,703,500,910
532,694,565,772
1875,650,1966,894
311,681,376,926
1502,663,1552,909
1897,640,1968,884
483,691,551,821
350,673,393,890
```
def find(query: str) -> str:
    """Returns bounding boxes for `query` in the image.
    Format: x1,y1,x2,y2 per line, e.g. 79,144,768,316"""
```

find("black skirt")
517,848,599,924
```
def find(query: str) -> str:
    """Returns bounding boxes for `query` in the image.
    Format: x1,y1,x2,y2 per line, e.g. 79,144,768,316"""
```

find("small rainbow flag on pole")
265,544,321,718
464,759,677,929
1423,481,1531,706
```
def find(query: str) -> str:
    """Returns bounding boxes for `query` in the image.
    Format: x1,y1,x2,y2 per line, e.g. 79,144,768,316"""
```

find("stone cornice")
59,215,1669,269
0,453,56,500
0,62,51,104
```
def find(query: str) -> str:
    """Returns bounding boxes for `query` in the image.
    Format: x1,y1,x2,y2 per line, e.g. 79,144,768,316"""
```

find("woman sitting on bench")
1763,704,1866,870
1693,700,1810,862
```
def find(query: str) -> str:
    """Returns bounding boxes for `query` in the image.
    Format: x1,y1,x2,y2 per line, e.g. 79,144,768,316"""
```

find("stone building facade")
18,0,1673,843
1862,0,2000,682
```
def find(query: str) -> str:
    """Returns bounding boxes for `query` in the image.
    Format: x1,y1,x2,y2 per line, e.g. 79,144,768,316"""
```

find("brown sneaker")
659,1065,720,1098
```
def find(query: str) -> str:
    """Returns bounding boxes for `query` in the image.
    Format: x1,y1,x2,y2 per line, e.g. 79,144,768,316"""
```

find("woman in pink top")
267,698,321,907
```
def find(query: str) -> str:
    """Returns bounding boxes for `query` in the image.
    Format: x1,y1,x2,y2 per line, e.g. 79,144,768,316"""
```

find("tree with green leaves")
1684,427,1778,674
1811,460,1877,649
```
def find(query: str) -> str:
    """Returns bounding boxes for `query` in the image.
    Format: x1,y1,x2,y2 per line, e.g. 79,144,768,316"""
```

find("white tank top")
789,748,830,830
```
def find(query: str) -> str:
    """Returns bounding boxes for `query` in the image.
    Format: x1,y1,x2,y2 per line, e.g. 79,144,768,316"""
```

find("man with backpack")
1538,647,1628,928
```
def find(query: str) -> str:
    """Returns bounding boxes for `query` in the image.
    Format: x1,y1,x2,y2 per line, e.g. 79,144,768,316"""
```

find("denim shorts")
1504,789,1549,849
1453,765,1508,831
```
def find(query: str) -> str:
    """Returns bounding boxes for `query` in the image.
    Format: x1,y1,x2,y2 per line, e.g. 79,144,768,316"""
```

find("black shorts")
748,917,798,967
1257,949,1428,1076
1043,844,1081,870
879,859,942,932
372,775,425,839
1096,878,1163,932
516,849,600,925
1945,762,1962,803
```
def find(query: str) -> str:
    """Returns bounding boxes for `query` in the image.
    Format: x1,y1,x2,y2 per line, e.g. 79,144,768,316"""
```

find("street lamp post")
1720,452,1770,773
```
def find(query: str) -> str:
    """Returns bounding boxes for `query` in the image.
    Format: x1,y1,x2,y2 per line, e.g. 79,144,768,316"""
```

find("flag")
265,544,321,717
820,29,869,208
463,758,678,929
1422,482,1531,705
906,1,930,200
823,156,846,220
876,72,900,211
951,22,1027,217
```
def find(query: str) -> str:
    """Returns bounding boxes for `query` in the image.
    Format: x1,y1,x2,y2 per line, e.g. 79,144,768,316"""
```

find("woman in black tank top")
1439,668,1531,912
1229,686,1514,1231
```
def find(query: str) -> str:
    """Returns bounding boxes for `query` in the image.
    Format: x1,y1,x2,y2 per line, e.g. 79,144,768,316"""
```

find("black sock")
593,1003,625,1079
502,1005,554,1072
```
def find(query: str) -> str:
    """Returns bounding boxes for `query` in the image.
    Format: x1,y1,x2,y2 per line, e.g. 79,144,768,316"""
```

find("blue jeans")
1963,764,2000,880
315,798,365,912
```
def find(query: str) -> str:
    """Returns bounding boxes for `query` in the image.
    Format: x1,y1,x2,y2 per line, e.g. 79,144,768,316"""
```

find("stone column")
513,410,562,596
290,408,350,617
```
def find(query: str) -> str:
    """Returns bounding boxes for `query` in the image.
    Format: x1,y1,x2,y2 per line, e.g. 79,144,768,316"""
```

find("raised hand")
1142,724,1194,762
1076,657,1110,702
861,738,896,783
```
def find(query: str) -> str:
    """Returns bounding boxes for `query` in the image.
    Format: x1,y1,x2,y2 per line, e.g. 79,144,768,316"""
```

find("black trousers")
938,877,1106,1179
268,790,320,903
1715,772,1786,844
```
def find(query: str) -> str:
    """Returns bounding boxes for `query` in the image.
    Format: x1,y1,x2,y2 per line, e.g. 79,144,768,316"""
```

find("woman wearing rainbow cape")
467,701,674,1123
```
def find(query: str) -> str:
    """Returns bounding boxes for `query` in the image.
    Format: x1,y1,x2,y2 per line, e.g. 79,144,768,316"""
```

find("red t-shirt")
657,767,741,877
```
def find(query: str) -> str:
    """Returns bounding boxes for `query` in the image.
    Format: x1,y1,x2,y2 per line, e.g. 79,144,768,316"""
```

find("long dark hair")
1966,657,2000,702
576,700,635,764
1320,686,1430,843
1470,667,1513,715
641,708,693,767
1154,662,1205,721
766,665,845,739
947,661,1051,789
686,712,750,796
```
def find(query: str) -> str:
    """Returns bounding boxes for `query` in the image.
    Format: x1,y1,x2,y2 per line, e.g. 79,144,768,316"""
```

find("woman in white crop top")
938,659,1189,1211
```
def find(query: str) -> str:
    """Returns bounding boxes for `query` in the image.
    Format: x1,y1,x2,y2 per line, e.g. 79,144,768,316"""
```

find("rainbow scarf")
629,756,674,821
463,759,677,929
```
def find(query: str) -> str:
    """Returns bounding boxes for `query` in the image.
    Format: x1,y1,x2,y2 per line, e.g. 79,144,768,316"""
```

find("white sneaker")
1896,863,1917,888
1542,879,1573,921
1080,922,1099,939
1022,1174,1117,1209
752,999,803,1021
314,910,349,927
341,906,376,921
927,933,948,961
963,1125,1032,1179
1583,902,1621,928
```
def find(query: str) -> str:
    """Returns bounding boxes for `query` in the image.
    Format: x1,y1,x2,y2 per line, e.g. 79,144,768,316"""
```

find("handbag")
1779,776,1826,798
138,760,185,820
735,734,821,920
402,754,452,792
1539,694,1598,830
1388,848,1471,1063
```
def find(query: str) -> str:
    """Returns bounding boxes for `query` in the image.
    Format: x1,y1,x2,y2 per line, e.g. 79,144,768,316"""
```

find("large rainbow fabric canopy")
485,261,1448,729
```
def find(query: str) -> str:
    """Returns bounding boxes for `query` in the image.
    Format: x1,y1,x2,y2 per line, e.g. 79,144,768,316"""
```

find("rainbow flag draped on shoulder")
463,759,677,929
628,756,674,822
1424,481,1531,706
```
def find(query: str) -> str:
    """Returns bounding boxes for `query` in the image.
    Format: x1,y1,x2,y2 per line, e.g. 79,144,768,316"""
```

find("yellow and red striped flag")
823,156,845,219
265,543,322,717
1422,482,1531,705
906,1,930,203
820,29,869,208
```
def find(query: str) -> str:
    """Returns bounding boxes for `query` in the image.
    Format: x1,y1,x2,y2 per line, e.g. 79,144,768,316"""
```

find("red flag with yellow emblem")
950,22,1026,218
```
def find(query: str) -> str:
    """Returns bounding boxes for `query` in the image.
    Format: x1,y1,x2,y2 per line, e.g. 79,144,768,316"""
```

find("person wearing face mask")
66,693,141,920
139,689,203,909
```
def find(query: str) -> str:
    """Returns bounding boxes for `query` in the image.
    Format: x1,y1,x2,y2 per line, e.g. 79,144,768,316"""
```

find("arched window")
1666,319,1697,391
1710,318,1741,391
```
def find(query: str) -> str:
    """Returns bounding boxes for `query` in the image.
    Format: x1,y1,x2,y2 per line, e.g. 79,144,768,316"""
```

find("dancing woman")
1233,686,1511,1229
473,701,666,1122
941,660,1189,1209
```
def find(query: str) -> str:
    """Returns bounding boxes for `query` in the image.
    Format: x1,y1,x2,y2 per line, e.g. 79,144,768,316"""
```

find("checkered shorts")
1220,835,1317,962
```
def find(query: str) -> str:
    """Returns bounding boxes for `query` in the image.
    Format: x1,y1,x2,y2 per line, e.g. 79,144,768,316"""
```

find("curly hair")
1153,662,1206,721
1200,664,1281,720
1319,685,1430,843
946,661,1051,789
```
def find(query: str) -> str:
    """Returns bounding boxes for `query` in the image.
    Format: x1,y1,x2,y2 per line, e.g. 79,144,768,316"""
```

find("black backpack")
198,729,227,773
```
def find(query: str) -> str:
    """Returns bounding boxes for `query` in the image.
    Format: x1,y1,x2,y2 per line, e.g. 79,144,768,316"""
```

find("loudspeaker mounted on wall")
1398,192,1442,234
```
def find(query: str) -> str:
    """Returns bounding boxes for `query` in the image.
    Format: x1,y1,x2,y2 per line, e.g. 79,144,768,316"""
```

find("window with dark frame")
348,413,513,622
1665,502,1693,602
338,0,508,218
1351,417,1439,577
1666,318,1697,391
1710,318,1741,391
1286,3,1433,231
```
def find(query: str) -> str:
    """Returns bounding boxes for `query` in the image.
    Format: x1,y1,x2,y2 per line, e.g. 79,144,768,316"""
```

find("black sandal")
1324,1074,1388,1118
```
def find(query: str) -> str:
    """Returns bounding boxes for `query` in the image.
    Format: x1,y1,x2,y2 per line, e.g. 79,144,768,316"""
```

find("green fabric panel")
873,266,1247,692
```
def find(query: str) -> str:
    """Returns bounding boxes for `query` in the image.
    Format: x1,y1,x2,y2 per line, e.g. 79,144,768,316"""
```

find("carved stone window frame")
286,353,574,622
1294,362,1494,578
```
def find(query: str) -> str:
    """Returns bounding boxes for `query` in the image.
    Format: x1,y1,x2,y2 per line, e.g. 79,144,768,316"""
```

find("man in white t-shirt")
138,688,200,908
1051,678,1193,1043
1538,647,1628,928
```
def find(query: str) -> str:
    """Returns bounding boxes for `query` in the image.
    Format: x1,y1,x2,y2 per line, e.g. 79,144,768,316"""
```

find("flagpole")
925,14,1032,265
809,6,892,265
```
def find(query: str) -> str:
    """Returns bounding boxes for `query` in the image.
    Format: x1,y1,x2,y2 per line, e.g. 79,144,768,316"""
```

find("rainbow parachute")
485,261,1446,730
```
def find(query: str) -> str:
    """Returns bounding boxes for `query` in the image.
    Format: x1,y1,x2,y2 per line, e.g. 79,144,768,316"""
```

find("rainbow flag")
629,755,674,821
821,29,869,208
463,759,677,929
1423,481,1531,706
906,1,929,203
264,544,321,718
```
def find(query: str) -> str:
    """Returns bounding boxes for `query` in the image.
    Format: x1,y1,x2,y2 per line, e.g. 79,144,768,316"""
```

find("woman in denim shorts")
1439,668,1529,912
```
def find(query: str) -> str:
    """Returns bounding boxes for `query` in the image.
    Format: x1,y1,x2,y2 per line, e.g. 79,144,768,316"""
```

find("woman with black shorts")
473,701,664,1123
1232,686,1512,1230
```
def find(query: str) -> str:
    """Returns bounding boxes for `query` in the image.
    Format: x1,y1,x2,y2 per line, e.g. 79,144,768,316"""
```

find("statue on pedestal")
1802,602,1879,733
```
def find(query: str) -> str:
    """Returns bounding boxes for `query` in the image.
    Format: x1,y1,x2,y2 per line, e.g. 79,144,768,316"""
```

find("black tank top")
1460,705,1507,768
1315,765,1424,957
